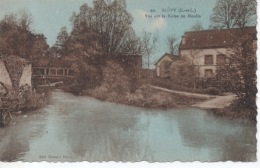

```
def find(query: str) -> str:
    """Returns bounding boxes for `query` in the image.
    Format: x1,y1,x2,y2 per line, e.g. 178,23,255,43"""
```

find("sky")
0,0,218,67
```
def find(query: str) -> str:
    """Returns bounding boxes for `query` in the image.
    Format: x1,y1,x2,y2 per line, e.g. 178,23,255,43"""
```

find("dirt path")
150,85,236,109
192,94,236,109
150,85,217,99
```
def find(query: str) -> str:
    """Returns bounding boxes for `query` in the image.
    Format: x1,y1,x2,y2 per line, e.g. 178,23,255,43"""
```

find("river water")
0,91,256,162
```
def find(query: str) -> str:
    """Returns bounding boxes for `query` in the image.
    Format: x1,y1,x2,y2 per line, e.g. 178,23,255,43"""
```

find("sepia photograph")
0,0,258,165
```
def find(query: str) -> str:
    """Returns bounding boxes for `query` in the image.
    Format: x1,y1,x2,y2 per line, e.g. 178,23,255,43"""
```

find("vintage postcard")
0,0,258,165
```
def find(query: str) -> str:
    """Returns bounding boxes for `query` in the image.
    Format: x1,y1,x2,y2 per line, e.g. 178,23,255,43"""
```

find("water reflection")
0,111,46,161
0,91,256,162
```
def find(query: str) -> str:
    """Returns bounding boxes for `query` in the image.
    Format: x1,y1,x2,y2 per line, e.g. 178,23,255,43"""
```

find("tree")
215,28,256,110
18,10,33,31
234,0,257,28
69,0,140,56
52,27,69,57
30,34,49,63
210,0,256,29
0,12,49,62
166,36,178,55
141,31,158,69
170,60,196,88
181,40,202,91
190,21,204,31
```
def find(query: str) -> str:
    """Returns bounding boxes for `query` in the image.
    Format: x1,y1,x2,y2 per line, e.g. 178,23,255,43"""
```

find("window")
49,69,56,75
217,54,226,65
204,69,213,78
57,69,64,76
204,55,213,65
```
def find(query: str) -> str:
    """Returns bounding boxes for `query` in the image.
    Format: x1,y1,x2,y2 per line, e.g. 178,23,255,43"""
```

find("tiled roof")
179,26,256,49
154,53,179,65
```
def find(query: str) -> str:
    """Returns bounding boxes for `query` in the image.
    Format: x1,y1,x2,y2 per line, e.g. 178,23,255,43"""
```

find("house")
155,53,179,78
0,55,32,90
179,26,256,78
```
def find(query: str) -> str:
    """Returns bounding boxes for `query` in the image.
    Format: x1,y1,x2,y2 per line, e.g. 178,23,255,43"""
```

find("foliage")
204,87,221,95
69,0,141,56
169,60,197,88
71,57,101,92
0,84,46,111
0,12,49,63
49,0,142,94
210,0,256,29
214,28,256,109
88,60,131,96
2,55,27,90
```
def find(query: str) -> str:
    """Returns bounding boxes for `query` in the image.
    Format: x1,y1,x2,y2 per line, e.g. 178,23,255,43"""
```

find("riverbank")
0,88,48,113
83,85,206,109
211,103,257,123
63,83,256,122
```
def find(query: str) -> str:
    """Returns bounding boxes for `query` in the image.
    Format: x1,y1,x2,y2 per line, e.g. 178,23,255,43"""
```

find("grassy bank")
0,88,47,113
83,85,206,109
150,77,222,95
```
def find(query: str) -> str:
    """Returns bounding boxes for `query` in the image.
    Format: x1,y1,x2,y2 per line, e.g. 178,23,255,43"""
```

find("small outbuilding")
154,53,179,78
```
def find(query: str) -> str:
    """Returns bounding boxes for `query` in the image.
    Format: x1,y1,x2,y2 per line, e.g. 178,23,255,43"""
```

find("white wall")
180,48,230,77
0,60,32,89
0,61,12,88
155,55,173,77
19,63,32,87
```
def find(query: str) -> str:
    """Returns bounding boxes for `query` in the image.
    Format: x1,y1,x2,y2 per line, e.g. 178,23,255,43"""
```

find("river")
0,91,256,162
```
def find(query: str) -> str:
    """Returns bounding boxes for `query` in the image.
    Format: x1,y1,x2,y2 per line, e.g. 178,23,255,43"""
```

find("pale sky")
0,0,218,66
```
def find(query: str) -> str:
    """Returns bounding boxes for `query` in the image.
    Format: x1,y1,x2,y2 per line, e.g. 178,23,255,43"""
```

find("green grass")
150,77,221,95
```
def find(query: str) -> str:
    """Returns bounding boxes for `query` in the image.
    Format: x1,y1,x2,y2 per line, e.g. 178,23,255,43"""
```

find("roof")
179,26,256,50
154,53,179,65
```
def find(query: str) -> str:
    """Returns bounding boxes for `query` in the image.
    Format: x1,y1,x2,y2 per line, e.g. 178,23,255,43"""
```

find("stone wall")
19,64,32,87
0,60,12,89
0,59,32,89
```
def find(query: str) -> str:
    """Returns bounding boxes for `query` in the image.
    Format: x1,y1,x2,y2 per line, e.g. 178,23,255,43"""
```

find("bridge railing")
33,67,75,78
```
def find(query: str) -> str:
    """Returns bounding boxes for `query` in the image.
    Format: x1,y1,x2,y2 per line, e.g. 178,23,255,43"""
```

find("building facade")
154,53,179,78
179,27,256,78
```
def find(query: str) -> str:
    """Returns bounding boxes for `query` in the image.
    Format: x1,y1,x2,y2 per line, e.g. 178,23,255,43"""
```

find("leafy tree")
170,60,196,88
69,0,140,56
210,0,256,29
215,28,256,110
0,12,49,63
52,27,69,57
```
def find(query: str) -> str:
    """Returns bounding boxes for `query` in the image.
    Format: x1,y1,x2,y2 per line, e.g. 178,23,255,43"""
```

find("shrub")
1,84,46,112
204,87,220,95
170,60,197,88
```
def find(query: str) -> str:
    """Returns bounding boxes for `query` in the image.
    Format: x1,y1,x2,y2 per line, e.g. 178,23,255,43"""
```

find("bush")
170,60,197,88
0,84,46,112
204,87,220,95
